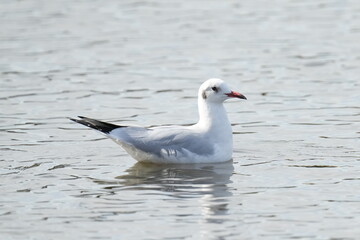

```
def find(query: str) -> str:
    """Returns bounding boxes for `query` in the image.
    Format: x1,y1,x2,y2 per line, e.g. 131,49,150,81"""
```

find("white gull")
70,78,246,164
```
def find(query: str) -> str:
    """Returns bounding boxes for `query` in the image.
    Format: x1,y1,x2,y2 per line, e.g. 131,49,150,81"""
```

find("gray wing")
109,126,214,159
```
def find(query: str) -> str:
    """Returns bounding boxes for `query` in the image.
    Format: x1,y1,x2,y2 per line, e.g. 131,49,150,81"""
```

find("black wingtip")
69,116,124,134
69,117,79,123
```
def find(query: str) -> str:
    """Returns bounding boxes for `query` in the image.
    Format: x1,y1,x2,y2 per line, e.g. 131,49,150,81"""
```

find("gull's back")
109,125,215,163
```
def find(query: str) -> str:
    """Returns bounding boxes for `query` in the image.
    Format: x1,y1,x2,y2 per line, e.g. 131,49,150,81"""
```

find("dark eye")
211,86,218,92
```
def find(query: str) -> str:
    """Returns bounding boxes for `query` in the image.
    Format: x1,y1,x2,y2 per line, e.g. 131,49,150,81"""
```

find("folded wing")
70,116,214,162
110,126,214,160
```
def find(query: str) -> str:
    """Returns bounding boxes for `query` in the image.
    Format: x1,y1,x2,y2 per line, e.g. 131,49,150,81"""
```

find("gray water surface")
1,0,360,239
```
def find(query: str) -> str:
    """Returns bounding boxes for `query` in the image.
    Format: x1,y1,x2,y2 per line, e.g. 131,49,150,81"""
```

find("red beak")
225,91,247,100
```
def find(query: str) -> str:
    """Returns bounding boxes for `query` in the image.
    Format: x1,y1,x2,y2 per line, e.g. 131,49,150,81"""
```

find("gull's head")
199,78,247,103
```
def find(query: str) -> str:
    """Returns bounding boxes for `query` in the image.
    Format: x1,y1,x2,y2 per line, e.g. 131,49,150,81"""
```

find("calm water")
1,0,359,239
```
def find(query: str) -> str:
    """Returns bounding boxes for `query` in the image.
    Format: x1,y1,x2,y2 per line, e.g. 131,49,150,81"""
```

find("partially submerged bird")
70,78,246,164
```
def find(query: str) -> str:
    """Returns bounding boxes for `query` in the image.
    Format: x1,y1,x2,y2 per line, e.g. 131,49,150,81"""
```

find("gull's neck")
196,97,231,131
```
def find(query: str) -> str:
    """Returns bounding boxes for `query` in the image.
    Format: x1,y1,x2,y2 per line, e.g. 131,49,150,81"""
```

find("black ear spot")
211,86,218,92
202,91,207,99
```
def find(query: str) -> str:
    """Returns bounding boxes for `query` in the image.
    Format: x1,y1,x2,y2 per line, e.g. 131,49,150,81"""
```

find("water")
1,0,359,239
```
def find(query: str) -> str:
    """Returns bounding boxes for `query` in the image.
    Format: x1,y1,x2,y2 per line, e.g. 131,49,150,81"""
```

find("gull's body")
71,78,246,164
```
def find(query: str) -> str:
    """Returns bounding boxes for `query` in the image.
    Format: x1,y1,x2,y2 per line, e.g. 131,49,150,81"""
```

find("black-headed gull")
70,78,246,164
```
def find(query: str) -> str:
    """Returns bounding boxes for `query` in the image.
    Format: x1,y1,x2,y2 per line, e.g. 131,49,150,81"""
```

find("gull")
70,78,246,164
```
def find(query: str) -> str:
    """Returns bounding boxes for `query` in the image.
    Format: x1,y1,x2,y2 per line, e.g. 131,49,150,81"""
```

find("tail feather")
70,116,124,134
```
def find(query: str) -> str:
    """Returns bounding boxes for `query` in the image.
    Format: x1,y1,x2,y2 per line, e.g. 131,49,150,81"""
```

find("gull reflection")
115,161,234,219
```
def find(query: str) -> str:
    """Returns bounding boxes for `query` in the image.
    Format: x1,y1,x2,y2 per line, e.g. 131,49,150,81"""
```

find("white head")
198,78,247,103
